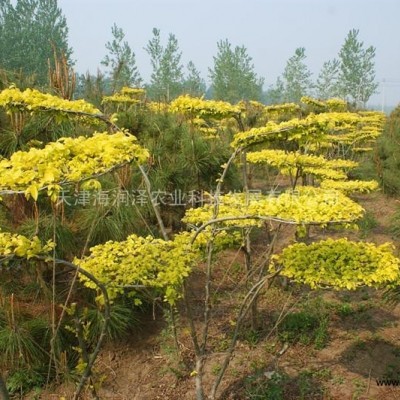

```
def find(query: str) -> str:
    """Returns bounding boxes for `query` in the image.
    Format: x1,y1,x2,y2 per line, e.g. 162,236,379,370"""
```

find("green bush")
376,105,400,195
278,311,320,345
244,369,328,400
390,208,400,239
244,371,286,400
277,297,330,349
85,300,140,342
6,369,45,396
357,211,378,237
0,310,51,396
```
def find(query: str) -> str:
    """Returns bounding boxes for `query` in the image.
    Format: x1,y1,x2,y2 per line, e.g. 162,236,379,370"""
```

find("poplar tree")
145,28,184,101
337,29,378,107
281,47,313,103
315,59,340,99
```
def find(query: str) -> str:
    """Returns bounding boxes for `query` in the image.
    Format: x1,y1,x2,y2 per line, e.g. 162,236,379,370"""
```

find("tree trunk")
0,374,9,400
195,357,205,400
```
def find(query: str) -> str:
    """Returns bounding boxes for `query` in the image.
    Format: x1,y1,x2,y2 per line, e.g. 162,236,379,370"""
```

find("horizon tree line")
0,0,379,107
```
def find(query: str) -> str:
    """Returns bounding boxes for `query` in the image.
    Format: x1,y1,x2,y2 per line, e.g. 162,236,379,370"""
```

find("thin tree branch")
137,164,169,240
190,215,355,245
35,257,110,400
210,267,282,399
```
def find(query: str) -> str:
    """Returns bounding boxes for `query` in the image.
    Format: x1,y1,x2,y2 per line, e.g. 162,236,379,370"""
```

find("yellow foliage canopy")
0,87,100,115
0,132,149,201
272,238,400,290
183,187,364,227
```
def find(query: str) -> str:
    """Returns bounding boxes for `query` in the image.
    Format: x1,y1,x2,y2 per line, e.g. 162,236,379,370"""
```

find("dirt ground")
36,192,400,400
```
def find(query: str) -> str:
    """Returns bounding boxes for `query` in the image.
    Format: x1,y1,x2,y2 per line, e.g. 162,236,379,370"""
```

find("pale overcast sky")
58,0,400,107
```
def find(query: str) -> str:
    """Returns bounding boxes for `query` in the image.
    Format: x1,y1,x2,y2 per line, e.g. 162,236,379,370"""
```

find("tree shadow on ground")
333,304,396,333
220,368,329,400
339,338,400,380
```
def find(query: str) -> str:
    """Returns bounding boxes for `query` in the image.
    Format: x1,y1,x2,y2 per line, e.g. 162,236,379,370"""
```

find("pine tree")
209,39,264,103
183,61,206,97
0,0,71,86
101,24,142,93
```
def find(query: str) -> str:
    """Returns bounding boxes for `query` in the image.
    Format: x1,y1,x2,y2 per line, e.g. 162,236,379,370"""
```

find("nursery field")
1,3,398,399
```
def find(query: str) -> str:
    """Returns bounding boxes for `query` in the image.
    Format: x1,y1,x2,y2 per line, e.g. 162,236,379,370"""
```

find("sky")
57,0,400,107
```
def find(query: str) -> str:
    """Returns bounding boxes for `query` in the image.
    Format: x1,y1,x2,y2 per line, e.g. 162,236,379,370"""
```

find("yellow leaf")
25,184,39,201
81,179,102,191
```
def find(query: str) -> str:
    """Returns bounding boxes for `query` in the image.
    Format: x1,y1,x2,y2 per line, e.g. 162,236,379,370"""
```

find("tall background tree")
209,39,264,103
183,61,206,97
145,28,184,101
264,77,285,104
75,70,107,107
0,0,71,86
337,29,378,107
101,23,142,93
281,47,313,103
315,59,340,99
